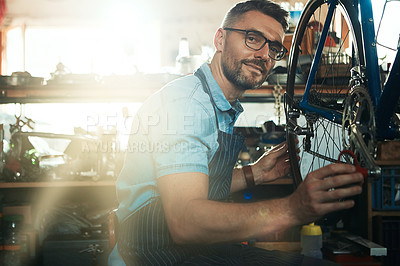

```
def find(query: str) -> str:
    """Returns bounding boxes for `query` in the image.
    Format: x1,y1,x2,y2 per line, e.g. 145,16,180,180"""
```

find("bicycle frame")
299,0,400,140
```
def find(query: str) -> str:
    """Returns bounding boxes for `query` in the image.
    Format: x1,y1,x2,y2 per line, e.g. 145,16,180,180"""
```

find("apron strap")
194,68,220,130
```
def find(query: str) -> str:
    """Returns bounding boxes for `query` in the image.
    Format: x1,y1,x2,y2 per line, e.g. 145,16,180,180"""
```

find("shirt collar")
199,63,244,114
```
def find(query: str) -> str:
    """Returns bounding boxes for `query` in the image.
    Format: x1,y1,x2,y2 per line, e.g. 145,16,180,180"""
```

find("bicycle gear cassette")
342,86,376,166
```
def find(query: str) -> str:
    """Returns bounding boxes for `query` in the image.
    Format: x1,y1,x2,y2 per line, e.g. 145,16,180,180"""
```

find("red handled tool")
338,150,368,185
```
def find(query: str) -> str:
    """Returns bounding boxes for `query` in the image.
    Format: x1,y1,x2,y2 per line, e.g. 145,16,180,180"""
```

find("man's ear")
214,28,225,52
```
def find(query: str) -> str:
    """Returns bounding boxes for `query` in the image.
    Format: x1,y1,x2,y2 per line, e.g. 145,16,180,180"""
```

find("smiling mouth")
244,62,265,75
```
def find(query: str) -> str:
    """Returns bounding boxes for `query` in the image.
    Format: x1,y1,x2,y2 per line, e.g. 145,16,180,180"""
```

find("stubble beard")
222,56,269,91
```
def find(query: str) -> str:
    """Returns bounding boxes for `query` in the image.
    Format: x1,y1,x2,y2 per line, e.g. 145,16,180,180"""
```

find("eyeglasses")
224,28,288,61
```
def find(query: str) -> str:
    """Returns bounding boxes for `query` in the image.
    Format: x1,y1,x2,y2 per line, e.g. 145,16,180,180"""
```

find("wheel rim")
285,0,364,187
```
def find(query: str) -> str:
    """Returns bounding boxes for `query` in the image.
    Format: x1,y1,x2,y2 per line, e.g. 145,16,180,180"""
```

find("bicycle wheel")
285,0,364,187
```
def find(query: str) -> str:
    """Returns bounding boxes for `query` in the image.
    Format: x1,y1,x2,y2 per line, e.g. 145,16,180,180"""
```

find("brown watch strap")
243,165,255,188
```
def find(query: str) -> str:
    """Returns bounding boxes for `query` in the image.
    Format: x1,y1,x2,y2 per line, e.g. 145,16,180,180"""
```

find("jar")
2,215,23,266
0,205,3,264
3,244,21,266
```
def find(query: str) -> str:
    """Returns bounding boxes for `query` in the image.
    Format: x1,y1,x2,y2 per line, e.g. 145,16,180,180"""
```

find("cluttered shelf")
0,83,161,103
0,178,291,189
242,85,306,97
0,70,183,103
0,82,307,103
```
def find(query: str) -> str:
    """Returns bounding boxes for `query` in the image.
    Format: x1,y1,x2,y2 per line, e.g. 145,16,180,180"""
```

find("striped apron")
116,68,307,265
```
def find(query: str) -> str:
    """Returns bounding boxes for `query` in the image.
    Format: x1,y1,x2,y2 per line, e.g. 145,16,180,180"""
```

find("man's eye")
270,46,279,53
270,43,283,53
246,33,263,43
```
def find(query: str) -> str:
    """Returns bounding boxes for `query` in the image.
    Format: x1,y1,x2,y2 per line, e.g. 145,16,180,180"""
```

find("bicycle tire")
285,0,365,187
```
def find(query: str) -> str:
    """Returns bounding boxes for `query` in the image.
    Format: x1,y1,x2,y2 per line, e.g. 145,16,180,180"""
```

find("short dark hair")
222,0,289,32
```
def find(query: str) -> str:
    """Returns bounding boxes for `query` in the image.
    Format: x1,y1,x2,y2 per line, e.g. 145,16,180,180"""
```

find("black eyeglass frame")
223,27,288,61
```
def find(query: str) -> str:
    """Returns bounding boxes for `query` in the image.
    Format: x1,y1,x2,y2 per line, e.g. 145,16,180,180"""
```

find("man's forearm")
159,171,299,246
170,196,296,245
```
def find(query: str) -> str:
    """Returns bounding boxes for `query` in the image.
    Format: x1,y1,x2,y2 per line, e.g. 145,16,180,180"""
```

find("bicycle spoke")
286,0,364,184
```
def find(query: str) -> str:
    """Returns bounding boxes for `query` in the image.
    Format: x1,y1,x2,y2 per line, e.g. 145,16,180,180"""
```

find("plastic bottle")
301,222,323,259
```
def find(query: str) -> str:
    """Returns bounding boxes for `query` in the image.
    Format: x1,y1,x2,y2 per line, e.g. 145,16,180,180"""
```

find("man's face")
221,11,285,91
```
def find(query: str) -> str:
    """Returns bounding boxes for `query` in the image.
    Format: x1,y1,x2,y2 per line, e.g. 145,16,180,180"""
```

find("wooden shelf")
0,180,115,188
242,85,305,97
371,211,400,217
254,241,301,252
0,84,160,103
0,83,307,104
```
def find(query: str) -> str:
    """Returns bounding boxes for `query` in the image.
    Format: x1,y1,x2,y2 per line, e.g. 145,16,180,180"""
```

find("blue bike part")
360,0,381,107
376,50,400,139
299,0,343,124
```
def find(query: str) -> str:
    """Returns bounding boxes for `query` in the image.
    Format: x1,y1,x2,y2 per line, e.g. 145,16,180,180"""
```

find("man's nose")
254,43,270,61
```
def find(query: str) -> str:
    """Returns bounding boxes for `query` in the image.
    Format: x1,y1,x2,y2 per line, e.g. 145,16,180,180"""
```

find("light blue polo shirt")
115,63,244,223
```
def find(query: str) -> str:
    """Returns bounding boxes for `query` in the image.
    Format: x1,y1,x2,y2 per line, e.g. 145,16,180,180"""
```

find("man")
109,0,364,265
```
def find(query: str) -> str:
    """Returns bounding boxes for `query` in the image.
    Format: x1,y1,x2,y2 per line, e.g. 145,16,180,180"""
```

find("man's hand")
251,141,290,185
287,163,364,225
